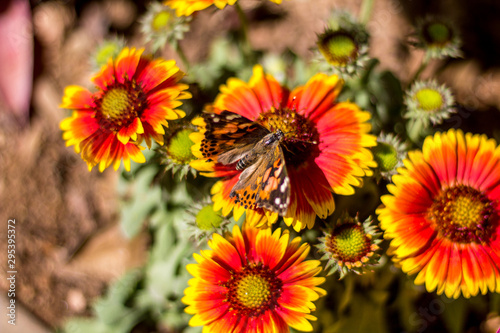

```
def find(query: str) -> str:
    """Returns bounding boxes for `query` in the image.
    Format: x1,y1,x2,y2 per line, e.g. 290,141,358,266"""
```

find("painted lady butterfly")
200,111,290,215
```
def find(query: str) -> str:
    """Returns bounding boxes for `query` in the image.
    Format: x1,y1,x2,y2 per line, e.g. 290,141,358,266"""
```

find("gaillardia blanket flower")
377,129,500,298
182,224,326,332
190,65,376,231
164,0,283,17
60,47,190,172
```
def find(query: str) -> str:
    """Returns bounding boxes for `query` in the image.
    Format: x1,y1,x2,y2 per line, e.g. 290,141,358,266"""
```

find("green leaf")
119,167,162,238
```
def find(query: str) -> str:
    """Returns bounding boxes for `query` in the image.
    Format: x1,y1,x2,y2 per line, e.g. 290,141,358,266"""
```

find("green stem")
359,0,375,25
175,42,190,70
411,54,430,84
234,2,253,61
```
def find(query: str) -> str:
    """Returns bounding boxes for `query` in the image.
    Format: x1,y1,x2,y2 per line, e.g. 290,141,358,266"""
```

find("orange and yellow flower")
191,65,376,231
182,223,325,332
60,47,190,172
164,0,284,17
377,129,500,298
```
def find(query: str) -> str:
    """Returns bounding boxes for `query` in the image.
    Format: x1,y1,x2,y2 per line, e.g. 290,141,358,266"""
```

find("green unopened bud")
316,214,382,279
92,38,126,71
318,31,358,67
195,205,224,230
414,17,462,59
167,129,196,165
373,142,398,172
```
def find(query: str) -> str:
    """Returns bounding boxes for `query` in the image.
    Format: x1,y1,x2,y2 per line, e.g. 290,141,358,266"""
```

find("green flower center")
258,107,319,168
318,31,358,66
373,142,398,172
195,205,223,230
152,11,171,31
427,185,496,243
423,22,452,46
224,263,282,317
415,88,443,111
167,129,196,165
327,223,370,262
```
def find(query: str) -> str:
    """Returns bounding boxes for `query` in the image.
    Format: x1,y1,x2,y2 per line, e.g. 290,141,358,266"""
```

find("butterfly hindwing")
230,142,290,215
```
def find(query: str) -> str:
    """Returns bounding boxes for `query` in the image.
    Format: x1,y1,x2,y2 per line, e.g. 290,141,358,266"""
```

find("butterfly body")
235,130,285,170
200,111,290,215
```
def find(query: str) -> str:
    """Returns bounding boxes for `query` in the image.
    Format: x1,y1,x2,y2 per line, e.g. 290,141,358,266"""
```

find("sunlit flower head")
377,129,500,298
140,2,191,52
317,214,382,278
60,47,191,172
413,17,462,60
164,0,285,17
163,0,237,16
405,80,455,126
182,223,326,332
190,65,376,231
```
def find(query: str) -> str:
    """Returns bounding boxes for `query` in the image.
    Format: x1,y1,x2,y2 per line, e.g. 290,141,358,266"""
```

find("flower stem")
234,2,253,61
175,42,190,70
359,0,375,25
411,54,430,84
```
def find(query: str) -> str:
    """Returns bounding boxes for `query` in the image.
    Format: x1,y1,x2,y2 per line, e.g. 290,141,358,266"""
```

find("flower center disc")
327,223,370,262
415,88,443,111
427,185,496,243
97,86,143,132
258,108,320,168
236,275,270,308
224,263,282,317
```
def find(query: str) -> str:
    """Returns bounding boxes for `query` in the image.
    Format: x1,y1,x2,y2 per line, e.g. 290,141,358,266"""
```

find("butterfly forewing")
200,111,270,163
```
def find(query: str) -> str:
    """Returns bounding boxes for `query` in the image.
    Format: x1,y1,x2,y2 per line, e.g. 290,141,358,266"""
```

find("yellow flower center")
327,223,370,263
258,107,319,168
415,88,443,111
236,275,270,309
427,185,495,243
152,11,171,31
373,142,398,172
318,31,358,66
224,263,282,317
167,129,196,165
424,22,452,46
97,85,143,132
101,88,131,119
195,205,223,230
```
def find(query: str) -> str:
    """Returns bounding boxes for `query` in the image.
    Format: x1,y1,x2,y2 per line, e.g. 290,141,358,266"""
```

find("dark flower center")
326,223,371,263
223,262,282,317
95,83,146,132
427,185,497,243
422,22,453,46
258,107,320,168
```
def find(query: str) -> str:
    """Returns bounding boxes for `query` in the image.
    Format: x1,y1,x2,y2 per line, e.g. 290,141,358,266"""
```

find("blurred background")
1,0,500,332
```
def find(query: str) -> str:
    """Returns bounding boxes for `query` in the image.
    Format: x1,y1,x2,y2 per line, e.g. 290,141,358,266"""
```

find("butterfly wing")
230,143,290,215
200,111,270,164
